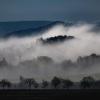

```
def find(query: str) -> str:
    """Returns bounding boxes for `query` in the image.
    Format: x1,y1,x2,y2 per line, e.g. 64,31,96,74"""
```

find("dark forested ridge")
40,35,74,44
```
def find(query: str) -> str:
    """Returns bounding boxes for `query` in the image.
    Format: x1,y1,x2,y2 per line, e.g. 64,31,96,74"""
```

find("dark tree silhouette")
62,79,73,89
40,35,74,44
80,76,95,89
0,79,11,88
33,81,39,88
95,80,100,88
20,76,24,81
19,76,38,88
42,80,49,88
51,77,61,88
0,58,8,66
37,56,53,64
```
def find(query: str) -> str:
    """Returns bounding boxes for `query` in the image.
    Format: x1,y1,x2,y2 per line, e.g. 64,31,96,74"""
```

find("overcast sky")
0,0,100,22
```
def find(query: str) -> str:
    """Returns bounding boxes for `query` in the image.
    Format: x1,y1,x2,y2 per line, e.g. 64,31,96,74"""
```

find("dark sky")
0,0,100,22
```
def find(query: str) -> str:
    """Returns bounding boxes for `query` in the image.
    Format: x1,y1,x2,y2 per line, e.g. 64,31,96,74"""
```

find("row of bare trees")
0,76,100,89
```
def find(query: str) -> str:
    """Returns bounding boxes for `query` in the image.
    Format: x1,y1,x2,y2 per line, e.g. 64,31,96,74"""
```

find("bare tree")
0,79,11,88
19,76,38,88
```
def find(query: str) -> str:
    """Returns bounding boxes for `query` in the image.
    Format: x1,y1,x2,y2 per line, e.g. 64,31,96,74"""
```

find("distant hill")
0,21,73,38
0,21,52,37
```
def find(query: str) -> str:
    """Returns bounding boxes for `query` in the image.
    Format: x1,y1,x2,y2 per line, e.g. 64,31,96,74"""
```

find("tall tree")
80,76,95,89
51,77,61,88
62,79,73,89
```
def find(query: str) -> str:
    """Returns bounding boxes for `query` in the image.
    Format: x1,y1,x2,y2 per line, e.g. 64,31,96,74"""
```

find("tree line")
0,76,100,89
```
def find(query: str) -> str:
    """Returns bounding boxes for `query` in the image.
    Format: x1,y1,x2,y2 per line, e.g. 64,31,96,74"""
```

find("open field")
0,89,100,99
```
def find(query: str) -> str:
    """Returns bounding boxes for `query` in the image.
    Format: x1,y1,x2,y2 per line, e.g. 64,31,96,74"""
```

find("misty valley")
0,21,100,89
1,1,100,99
0,53,100,89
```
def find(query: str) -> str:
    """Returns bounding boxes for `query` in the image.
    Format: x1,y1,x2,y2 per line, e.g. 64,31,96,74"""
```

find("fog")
0,23,100,82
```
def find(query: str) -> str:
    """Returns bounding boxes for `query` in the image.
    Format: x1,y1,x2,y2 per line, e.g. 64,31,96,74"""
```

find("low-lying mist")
0,22,100,82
